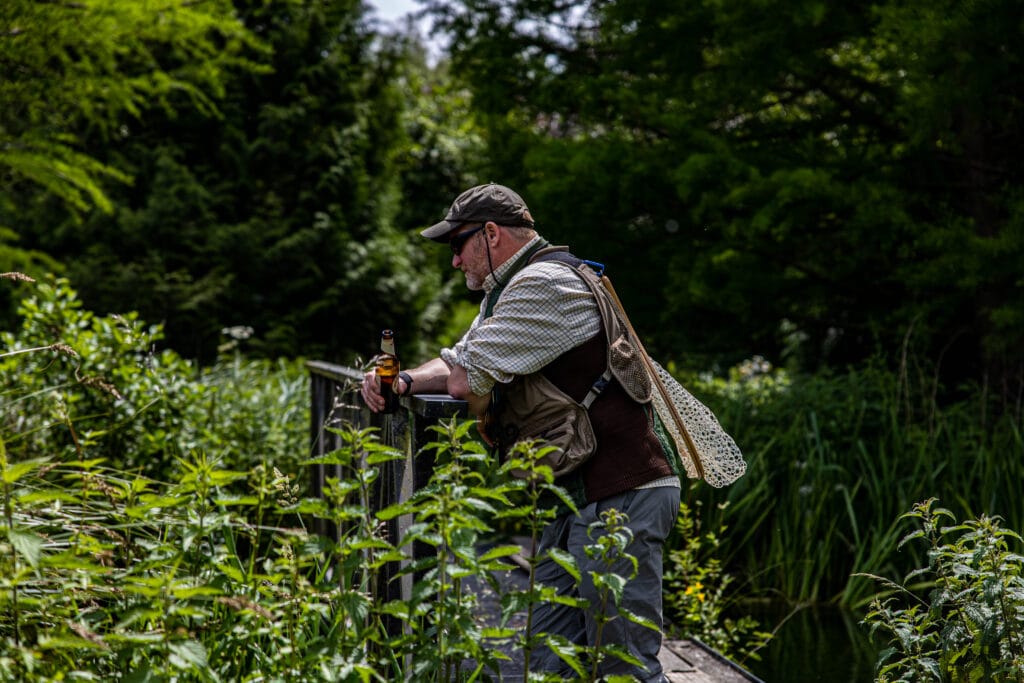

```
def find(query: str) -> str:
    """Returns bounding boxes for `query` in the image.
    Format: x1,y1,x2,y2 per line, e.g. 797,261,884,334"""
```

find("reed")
679,358,1024,608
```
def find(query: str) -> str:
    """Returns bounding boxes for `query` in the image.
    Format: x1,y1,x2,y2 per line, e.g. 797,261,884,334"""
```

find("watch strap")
398,371,413,395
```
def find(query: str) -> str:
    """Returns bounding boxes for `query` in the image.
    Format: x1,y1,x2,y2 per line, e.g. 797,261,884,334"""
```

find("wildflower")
685,581,706,602
221,325,254,340
1,272,35,283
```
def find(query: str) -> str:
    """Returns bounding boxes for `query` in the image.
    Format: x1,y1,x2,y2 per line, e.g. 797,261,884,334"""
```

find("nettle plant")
1,272,760,681
0,411,671,681
0,274,679,681
860,498,1024,682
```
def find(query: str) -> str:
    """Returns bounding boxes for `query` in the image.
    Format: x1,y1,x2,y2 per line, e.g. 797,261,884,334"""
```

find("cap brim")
420,220,460,241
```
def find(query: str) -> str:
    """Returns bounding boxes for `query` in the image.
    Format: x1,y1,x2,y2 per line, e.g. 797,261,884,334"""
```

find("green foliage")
860,499,1024,682
376,418,517,679
6,281,753,680
493,439,579,679
671,356,1024,608
427,0,1024,389
664,501,771,665
0,276,209,477
0,0,268,214
0,364,723,680
4,1,464,364
0,276,308,482
579,508,650,680
197,351,310,479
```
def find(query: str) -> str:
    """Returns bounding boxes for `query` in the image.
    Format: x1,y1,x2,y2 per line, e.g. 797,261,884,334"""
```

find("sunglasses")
449,224,485,256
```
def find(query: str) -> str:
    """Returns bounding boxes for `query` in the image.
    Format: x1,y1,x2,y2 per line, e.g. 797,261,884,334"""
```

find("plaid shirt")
441,236,601,396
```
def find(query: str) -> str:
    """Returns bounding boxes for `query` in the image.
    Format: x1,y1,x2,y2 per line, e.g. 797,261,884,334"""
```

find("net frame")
600,276,746,488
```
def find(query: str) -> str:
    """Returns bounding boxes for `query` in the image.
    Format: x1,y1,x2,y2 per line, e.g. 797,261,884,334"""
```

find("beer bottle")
375,329,400,413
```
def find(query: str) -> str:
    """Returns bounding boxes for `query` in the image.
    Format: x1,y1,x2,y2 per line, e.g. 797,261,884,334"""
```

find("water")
741,604,881,682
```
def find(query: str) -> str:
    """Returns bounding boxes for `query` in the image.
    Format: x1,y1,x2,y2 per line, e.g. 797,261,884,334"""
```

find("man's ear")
485,221,500,245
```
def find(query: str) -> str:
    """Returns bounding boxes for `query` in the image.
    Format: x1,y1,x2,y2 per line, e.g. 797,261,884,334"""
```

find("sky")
369,0,421,23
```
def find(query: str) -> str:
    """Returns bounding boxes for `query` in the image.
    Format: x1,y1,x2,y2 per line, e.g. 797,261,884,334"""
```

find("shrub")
663,499,771,665
1,276,308,484
860,498,1024,682
0,276,210,478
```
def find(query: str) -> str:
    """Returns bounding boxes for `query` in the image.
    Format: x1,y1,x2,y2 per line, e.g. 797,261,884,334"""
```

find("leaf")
620,610,661,633
377,501,417,521
216,562,246,583
545,634,586,678
547,547,580,583
597,643,644,667
478,544,523,562
171,585,221,600
214,495,259,506
591,571,627,598
7,528,44,567
366,448,405,465
897,529,926,550
37,634,108,651
168,639,208,671
2,457,49,484
542,483,579,514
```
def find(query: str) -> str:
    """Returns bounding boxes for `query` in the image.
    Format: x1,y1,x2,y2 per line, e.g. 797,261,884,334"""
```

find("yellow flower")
684,582,706,602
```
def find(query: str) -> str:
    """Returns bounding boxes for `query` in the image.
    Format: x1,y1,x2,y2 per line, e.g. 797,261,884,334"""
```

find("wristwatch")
398,371,413,396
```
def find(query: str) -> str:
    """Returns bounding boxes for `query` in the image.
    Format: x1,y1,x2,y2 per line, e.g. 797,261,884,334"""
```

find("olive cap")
421,183,535,241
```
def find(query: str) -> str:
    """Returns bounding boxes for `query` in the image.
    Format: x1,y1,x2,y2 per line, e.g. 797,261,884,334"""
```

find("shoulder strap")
529,248,617,409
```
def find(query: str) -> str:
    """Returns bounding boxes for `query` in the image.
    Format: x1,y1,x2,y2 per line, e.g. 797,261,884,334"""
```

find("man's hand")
360,367,410,413
360,368,386,413
361,357,451,412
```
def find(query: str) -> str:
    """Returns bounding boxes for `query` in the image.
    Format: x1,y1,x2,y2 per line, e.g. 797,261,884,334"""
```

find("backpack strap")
529,247,614,409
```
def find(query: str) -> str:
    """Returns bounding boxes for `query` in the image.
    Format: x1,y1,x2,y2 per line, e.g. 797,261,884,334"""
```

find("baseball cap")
421,183,535,241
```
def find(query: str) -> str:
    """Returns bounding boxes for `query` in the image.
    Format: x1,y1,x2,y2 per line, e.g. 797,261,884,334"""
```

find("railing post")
306,361,468,630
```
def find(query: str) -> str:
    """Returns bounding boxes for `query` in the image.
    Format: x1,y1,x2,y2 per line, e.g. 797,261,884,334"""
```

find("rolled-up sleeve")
449,262,601,396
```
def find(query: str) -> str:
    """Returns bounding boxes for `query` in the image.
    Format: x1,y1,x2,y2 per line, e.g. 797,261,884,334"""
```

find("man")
360,183,679,682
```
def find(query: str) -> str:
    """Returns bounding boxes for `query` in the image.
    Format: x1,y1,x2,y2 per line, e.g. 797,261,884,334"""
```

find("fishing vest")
490,247,666,484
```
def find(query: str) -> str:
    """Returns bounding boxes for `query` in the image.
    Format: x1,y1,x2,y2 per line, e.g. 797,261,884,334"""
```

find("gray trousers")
528,486,680,682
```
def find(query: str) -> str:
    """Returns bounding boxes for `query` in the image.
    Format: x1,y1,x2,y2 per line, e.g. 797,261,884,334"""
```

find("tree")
0,0,268,326
424,0,1024,393
0,0,266,214
7,1,464,363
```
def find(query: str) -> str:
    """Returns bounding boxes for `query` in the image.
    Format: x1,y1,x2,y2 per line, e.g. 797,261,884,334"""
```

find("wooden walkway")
467,538,764,682
661,639,764,682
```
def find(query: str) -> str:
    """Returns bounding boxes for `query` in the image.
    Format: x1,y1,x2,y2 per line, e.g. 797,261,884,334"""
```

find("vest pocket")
497,373,598,477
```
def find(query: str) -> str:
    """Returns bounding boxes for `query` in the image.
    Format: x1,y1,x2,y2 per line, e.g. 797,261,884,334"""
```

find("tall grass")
682,358,1024,607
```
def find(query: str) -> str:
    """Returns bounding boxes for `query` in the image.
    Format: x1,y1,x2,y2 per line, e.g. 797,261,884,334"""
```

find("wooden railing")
306,360,467,616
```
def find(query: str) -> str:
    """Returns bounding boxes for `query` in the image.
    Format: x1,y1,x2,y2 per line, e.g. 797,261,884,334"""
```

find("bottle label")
376,329,399,412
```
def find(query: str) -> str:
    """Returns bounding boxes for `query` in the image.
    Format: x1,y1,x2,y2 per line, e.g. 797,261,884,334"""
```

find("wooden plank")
662,639,764,683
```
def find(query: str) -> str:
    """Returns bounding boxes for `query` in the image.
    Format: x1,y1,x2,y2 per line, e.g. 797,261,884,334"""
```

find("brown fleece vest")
541,327,673,502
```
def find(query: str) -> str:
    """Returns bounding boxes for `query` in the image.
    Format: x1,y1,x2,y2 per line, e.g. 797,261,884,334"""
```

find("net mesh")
609,333,652,403
649,360,746,488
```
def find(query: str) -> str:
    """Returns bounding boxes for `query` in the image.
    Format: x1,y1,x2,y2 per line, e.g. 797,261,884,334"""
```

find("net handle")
599,275,705,481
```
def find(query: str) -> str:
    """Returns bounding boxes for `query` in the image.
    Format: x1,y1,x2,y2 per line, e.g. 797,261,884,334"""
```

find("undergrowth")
1,273,762,680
